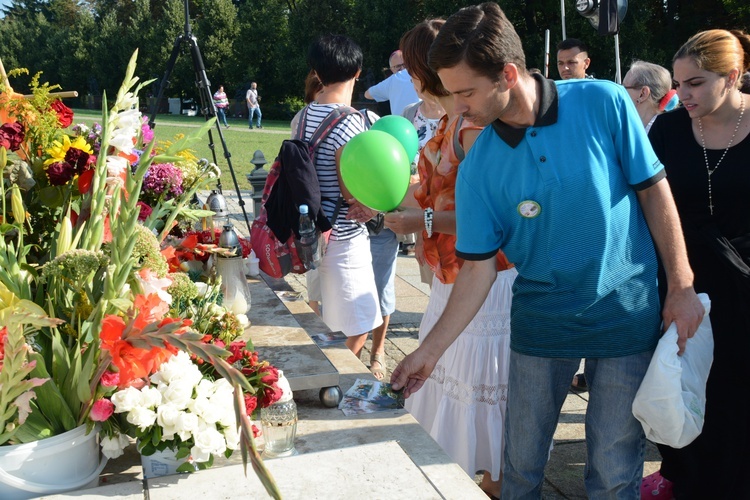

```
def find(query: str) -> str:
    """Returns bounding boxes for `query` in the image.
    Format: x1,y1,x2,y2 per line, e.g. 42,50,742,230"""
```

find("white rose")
223,424,240,451
127,406,157,430
156,404,182,440
194,379,215,399
188,396,221,424
111,386,142,413
152,351,190,385
175,411,199,441
141,386,163,408
191,426,227,462
100,433,131,459
160,379,194,410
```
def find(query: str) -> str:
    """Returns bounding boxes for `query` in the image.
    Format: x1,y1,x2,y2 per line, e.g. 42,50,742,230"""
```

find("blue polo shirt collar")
491,73,558,148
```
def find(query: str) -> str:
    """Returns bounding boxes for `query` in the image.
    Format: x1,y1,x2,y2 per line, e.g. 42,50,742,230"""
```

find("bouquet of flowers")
112,351,242,470
0,51,280,498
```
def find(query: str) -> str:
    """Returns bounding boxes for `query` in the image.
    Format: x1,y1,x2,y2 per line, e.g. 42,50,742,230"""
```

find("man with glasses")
364,50,419,116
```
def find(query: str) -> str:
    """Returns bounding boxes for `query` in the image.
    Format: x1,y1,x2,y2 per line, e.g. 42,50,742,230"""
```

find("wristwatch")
424,207,434,238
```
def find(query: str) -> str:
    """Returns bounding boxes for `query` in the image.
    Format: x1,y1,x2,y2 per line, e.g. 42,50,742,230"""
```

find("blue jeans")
248,107,261,127
215,107,228,126
502,350,652,499
369,228,398,317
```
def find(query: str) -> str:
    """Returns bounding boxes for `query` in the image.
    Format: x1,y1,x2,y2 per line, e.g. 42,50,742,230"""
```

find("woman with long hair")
645,29,750,499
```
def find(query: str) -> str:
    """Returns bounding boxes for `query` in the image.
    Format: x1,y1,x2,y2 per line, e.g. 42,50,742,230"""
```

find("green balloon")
340,130,411,212
370,115,419,160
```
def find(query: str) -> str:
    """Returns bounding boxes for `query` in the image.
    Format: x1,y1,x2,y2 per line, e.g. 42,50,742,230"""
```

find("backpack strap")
453,115,466,162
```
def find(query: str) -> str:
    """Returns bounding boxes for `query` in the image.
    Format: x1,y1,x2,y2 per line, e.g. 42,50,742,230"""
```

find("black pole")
146,0,252,236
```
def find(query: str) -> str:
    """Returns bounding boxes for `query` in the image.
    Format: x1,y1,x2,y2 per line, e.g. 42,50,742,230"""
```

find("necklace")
698,94,745,215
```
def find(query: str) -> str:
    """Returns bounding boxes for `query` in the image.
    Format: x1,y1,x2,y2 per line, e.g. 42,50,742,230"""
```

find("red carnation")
0,122,25,151
51,100,74,128
46,161,76,185
100,371,120,387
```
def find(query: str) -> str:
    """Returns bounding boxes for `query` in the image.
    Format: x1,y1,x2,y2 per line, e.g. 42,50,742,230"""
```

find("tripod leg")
148,34,185,129
186,35,253,236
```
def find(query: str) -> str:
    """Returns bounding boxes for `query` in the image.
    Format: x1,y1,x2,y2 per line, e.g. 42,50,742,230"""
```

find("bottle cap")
299,204,309,215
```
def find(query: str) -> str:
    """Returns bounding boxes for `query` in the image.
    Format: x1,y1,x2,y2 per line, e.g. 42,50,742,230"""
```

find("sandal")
370,352,387,381
641,471,674,499
570,373,588,393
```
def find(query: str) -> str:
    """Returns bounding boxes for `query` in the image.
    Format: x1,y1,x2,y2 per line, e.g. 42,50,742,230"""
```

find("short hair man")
557,38,591,80
364,50,419,116
391,3,704,498
246,82,262,129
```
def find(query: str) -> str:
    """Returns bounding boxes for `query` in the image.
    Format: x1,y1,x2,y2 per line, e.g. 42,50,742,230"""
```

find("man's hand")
390,346,441,398
663,287,704,355
384,207,424,234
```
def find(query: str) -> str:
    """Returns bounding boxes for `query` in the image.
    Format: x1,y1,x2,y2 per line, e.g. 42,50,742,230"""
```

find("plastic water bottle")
260,371,298,458
297,204,320,270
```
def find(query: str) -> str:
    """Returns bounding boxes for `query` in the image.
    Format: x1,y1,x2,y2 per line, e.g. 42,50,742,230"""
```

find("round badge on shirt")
518,200,541,218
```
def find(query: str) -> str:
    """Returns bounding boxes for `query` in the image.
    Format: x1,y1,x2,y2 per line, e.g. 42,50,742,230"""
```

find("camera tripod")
148,0,252,235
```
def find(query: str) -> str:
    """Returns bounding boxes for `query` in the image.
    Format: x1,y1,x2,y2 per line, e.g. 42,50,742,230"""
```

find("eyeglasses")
622,85,639,90
390,63,405,73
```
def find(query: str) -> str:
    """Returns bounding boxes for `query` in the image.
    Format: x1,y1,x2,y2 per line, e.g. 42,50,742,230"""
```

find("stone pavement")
219,189,663,498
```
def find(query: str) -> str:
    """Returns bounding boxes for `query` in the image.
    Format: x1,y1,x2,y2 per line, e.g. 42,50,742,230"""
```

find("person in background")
364,50,420,116
213,85,230,128
390,4,703,498
644,28,750,500
385,18,516,498
246,82,262,129
623,60,679,132
557,38,592,80
558,37,594,392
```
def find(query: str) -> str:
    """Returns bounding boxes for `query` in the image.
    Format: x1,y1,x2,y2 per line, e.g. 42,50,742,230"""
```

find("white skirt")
405,267,516,481
319,232,382,336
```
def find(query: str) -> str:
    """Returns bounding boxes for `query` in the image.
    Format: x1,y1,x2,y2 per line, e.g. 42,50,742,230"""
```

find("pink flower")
141,117,154,144
100,371,120,387
90,398,115,422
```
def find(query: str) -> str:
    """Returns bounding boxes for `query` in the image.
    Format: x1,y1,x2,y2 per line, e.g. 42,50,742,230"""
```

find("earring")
636,98,641,104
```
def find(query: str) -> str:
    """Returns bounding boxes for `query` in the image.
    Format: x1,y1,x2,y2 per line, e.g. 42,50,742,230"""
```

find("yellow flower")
43,135,93,166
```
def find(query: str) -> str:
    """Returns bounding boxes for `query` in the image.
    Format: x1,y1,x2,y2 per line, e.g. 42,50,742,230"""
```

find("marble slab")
147,441,446,499
246,278,339,392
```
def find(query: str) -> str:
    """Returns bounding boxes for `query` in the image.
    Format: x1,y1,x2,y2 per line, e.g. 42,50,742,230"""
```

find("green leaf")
175,446,191,459
38,186,64,207
176,462,196,474
25,352,77,433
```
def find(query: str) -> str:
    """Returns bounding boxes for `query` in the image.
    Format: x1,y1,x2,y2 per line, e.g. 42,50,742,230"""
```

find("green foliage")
2,0,748,120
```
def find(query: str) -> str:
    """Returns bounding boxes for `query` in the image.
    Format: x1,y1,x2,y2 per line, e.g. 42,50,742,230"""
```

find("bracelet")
424,207,434,239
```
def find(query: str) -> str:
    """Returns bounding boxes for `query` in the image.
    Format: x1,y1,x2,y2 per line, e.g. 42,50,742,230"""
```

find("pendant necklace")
698,94,745,215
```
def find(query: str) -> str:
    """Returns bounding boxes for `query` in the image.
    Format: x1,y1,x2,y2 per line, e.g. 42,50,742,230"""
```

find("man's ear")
503,63,519,89
355,69,362,79
583,57,591,71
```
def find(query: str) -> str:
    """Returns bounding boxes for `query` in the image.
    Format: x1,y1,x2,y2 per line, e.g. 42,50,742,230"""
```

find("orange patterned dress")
414,115,512,284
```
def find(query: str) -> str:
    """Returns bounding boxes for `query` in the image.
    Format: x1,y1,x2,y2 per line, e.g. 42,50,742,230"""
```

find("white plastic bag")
631,293,713,449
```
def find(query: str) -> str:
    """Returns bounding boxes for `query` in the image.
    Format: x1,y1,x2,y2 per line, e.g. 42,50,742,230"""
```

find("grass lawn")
71,108,289,190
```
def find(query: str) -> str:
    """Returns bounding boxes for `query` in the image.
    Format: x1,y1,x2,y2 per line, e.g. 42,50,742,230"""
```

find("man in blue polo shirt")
391,3,704,498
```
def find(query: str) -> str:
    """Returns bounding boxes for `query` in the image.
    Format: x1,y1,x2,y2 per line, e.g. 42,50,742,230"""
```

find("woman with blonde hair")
645,29,750,499
622,60,679,132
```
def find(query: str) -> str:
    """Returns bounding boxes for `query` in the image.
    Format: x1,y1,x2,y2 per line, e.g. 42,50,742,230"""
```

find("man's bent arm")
636,179,704,352
391,256,497,396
